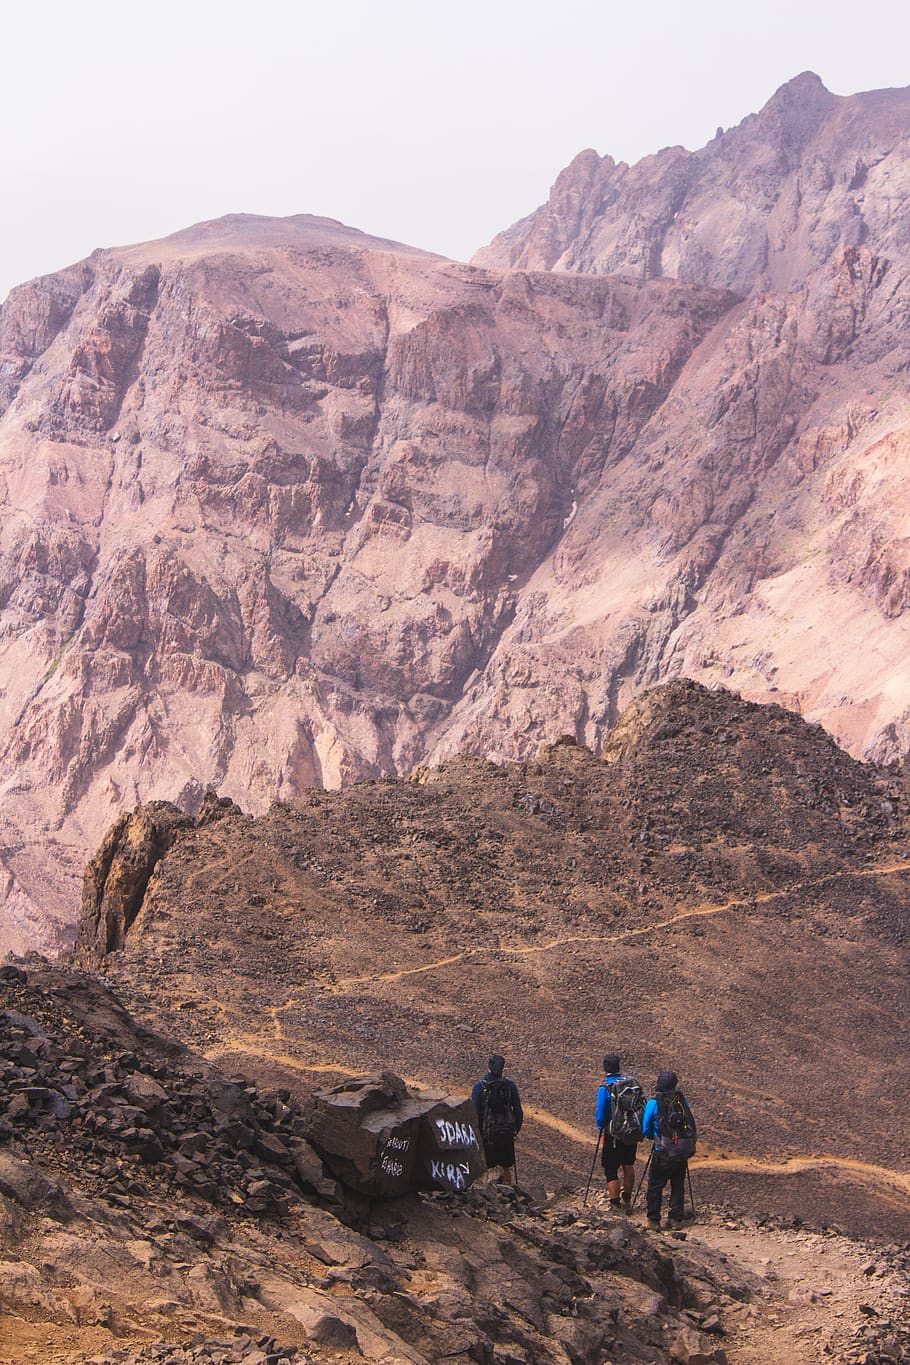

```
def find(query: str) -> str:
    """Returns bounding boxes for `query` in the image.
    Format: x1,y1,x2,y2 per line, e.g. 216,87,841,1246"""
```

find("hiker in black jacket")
642,1069,697,1227
471,1054,523,1185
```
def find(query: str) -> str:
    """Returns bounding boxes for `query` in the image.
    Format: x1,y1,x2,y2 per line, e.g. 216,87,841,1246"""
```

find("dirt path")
521,1105,910,1201
682,1215,908,1363
331,858,910,990
576,1187,909,1364
202,1038,910,1218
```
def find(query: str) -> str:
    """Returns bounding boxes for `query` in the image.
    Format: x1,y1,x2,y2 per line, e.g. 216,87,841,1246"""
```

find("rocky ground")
12,955,897,1365
3,683,909,1359
1,956,908,1364
581,1189,910,1365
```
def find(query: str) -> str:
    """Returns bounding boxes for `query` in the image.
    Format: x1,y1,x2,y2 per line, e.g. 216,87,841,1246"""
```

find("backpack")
655,1090,697,1163
481,1078,516,1140
608,1077,645,1142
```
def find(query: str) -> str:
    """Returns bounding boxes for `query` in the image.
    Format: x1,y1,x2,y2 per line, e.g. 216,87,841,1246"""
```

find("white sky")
1,0,909,300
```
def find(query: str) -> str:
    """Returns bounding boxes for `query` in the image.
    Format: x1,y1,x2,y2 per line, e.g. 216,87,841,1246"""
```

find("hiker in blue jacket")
595,1053,644,1211
472,1054,523,1186
642,1069,697,1226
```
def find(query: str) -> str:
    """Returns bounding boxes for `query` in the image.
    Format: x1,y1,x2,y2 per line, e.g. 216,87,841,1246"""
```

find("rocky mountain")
3,75,910,956
79,683,910,1245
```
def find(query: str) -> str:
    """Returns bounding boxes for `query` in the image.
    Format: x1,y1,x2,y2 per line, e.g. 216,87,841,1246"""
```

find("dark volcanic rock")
0,961,307,1222
303,1072,485,1196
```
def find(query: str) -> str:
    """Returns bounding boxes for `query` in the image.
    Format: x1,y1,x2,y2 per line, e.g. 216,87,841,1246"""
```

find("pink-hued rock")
474,73,910,296
2,77,910,953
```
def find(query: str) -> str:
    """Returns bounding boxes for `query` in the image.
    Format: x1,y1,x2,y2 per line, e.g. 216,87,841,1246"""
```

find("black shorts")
483,1133,516,1170
602,1137,638,1179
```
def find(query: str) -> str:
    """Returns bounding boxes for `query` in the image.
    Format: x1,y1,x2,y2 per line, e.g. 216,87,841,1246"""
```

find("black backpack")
481,1078,516,1139
608,1077,645,1142
655,1090,697,1163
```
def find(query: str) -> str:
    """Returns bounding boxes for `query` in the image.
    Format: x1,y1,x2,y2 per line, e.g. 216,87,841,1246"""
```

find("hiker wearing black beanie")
595,1053,645,1211
471,1055,523,1185
642,1071,697,1227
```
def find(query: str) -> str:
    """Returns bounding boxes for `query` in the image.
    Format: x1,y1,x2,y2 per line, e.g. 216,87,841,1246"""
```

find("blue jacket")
595,1073,627,1129
643,1092,694,1144
472,1073,523,1134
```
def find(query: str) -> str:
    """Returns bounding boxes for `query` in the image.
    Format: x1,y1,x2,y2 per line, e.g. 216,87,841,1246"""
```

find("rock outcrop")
77,802,193,960
77,791,240,963
3,77,910,953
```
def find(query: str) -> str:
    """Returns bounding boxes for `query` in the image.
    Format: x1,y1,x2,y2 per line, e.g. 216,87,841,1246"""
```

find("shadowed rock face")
76,792,240,961
3,77,910,954
77,802,193,960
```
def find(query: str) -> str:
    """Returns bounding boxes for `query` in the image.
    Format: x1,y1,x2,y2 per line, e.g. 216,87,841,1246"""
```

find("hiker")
642,1069,697,1227
595,1053,645,1210
471,1054,523,1185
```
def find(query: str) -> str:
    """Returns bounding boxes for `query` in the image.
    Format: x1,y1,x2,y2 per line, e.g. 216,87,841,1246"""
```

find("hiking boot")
667,1214,684,1228
609,1197,622,1210
621,1193,633,1211
646,1215,661,1228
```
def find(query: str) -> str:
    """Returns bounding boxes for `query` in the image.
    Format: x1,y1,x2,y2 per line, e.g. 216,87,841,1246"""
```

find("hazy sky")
2,0,909,300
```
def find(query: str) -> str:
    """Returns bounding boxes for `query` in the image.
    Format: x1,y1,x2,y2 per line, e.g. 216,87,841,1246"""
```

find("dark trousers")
646,1153,686,1220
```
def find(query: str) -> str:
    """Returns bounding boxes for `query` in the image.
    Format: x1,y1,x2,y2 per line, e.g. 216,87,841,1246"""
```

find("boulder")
302,1072,485,1197
122,1072,169,1112
0,1152,66,1212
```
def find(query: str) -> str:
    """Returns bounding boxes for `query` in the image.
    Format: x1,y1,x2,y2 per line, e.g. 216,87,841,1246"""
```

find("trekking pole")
582,1129,603,1207
630,1147,653,1212
686,1165,697,1218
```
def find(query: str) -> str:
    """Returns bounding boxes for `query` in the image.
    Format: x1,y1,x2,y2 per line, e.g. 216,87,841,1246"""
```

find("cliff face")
469,74,910,751
3,75,910,953
0,216,735,952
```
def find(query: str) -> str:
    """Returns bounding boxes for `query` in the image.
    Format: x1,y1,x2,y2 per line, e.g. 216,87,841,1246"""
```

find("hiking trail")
330,858,910,991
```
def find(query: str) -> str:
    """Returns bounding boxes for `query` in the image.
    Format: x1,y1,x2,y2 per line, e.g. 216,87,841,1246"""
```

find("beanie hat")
488,1054,505,1077
603,1053,621,1074
656,1070,678,1092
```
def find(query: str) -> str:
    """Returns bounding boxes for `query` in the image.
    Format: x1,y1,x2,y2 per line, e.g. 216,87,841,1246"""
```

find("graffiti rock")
302,1072,485,1198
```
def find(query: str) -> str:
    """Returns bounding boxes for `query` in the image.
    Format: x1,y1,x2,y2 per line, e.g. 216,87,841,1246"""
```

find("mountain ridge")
473,72,910,294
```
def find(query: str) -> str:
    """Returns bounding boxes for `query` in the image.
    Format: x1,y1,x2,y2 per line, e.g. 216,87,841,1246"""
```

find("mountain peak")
769,69,830,99
755,68,836,137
